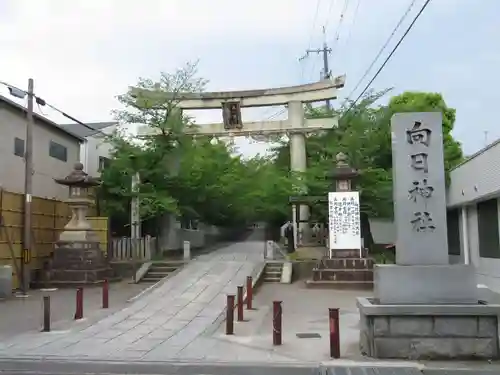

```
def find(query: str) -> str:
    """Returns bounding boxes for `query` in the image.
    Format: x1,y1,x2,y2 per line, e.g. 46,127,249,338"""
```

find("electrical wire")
300,0,322,82
324,0,338,31
343,0,432,116
335,0,361,70
330,0,350,58
342,0,418,105
0,80,106,136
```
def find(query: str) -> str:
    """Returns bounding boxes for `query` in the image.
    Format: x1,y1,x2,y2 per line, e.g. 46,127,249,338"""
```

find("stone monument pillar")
376,112,475,303
357,112,500,360
48,162,114,285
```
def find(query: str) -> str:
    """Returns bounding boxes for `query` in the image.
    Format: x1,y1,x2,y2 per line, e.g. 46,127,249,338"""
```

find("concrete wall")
158,215,222,251
80,129,115,177
445,139,500,294
459,201,500,293
369,218,396,244
0,105,81,200
448,139,500,207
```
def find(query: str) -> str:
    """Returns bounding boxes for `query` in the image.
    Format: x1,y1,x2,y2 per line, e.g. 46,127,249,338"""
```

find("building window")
14,137,24,157
447,209,460,255
98,156,110,171
477,199,500,258
49,141,67,162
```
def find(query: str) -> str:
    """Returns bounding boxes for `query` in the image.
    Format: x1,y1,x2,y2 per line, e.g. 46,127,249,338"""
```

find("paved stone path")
0,240,281,361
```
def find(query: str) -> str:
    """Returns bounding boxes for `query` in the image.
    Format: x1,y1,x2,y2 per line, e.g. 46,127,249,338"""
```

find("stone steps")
305,280,374,290
139,262,184,283
306,255,374,290
263,262,283,283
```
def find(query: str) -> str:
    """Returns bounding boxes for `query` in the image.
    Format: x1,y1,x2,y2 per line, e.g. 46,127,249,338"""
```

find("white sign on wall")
328,191,362,254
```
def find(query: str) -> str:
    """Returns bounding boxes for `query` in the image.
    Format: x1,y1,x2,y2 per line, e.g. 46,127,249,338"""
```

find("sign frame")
328,191,362,257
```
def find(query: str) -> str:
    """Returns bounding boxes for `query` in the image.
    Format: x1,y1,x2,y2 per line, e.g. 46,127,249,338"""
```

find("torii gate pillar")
288,101,309,238
133,76,346,241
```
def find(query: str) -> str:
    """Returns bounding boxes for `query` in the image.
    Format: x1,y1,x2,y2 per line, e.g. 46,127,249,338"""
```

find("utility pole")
22,78,34,294
299,26,332,109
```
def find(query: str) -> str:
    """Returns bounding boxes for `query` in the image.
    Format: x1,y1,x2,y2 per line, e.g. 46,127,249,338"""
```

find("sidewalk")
0,280,148,338
0,240,265,361
213,281,372,362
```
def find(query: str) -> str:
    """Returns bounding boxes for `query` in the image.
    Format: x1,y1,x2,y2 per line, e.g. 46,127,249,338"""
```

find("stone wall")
360,313,499,359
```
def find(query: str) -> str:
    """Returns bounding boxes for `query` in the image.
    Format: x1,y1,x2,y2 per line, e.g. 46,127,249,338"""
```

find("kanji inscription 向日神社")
391,112,449,265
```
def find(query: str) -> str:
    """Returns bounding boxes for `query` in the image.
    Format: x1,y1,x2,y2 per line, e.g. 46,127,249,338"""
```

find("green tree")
99,62,300,228
387,91,463,171
271,89,464,219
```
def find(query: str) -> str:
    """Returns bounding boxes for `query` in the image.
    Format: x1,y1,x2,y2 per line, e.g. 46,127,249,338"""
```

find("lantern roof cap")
328,152,360,180
54,162,101,187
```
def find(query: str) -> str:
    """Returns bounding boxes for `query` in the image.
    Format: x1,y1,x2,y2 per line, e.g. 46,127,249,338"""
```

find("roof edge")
0,95,85,141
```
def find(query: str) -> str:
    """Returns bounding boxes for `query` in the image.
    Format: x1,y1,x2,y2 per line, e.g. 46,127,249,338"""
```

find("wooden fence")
0,188,106,289
109,236,157,261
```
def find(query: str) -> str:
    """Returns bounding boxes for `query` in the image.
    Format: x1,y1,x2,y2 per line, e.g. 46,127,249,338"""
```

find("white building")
60,122,118,176
447,139,500,293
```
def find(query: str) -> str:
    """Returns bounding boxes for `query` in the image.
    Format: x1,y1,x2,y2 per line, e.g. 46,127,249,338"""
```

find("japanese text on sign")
407,121,435,232
328,191,361,250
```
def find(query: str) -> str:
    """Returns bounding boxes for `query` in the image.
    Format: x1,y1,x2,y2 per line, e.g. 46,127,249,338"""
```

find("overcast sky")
0,0,497,158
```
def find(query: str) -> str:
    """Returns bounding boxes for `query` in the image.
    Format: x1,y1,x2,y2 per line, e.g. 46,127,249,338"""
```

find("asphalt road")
1,359,497,375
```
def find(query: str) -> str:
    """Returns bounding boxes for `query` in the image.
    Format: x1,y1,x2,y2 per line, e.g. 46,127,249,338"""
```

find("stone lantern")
48,162,114,285
329,152,359,192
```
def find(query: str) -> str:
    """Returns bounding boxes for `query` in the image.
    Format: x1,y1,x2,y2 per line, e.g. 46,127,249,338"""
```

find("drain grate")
296,332,321,339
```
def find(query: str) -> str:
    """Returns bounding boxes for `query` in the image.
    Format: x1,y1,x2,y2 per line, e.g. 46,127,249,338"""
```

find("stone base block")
374,264,477,304
48,242,115,286
357,297,500,360
330,249,367,258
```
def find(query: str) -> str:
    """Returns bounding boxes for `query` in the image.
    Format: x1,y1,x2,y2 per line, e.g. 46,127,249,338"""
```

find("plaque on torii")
222,101,243,130
132,76,346,248
134,76,346,137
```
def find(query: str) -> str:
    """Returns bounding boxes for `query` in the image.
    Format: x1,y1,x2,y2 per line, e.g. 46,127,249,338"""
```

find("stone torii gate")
133,76,345,240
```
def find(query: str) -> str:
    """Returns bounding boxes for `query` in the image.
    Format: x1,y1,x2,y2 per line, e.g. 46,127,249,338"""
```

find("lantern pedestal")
45,162,116,287
50,242,113,285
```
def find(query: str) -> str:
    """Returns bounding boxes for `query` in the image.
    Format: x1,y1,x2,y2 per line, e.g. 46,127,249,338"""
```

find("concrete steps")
305,257,374,290
263,262,283,283
140,261,184,283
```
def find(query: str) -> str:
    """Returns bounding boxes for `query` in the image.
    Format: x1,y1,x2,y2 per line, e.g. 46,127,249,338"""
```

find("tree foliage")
271,89,464,220
98,62,299,228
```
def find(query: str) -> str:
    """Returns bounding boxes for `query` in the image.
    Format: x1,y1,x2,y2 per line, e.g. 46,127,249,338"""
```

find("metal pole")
21,78,34,294
102,279,109,309
226,294,235,335
236,286,244,321
329,308,340,358
246,276,253,310
42,295,50,332
75,287,83,320
273,301,282,345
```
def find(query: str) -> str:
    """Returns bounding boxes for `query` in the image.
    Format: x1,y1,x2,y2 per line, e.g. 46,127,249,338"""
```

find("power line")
343,0,431,116
336,0,361,69
330,0,350,60
343,0,417,104
300,27,333,109
324,0,338,31
0,80,105,135
300,0,322,82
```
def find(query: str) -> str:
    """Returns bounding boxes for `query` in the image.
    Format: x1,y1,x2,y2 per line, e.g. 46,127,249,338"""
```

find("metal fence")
108,236,157,261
